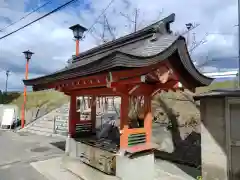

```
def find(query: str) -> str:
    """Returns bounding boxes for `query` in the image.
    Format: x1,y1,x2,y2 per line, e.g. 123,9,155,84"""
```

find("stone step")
26,129,53,137
32,124,54,130
55,121,67,125
55,125,67,130
33,121,54,128
22,128,66,138
55,126,68,132
55,119,68,122
55,118,68,123
33,120,54,126
55,122,67,127
27,126,54,133
55,130,68,136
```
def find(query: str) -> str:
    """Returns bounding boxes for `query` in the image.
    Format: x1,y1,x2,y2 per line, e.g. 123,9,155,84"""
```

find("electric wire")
0,0,52,32
0,0,78,40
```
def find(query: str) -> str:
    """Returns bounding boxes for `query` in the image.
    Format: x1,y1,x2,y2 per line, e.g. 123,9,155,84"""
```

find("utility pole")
238,0,240,86
99,15,116,43
120,8,139,33
5,70,10,94
101,15,107,43
134,8,138,32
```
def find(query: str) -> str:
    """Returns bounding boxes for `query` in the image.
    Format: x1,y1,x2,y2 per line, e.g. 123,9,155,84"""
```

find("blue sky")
0,0,238,91
24,0,92,13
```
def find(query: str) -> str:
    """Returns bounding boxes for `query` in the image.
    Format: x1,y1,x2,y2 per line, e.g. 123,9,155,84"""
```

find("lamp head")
69,24,87,40
23,50,34,60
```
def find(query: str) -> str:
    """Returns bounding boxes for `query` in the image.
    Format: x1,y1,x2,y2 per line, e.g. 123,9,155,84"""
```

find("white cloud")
0,0,238,91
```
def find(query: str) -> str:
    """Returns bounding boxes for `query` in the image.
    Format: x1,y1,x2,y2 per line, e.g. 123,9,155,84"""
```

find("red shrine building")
23,13,213,180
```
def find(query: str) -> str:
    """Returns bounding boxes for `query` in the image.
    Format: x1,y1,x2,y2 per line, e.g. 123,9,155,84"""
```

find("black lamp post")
69,24,87,56
185,23,193,45
23,50,34,60
185,23,193,30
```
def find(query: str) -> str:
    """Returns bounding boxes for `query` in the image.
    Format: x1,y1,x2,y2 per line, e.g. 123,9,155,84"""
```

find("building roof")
194,88,240,100
23,13,213,90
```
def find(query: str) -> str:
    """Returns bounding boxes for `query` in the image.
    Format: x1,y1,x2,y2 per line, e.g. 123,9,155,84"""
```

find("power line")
120,8,140,32
0,0,52,32
0,0,78,40
84,0,116,37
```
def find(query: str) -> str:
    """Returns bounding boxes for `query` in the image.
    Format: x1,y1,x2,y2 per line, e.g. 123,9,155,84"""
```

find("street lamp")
185,23,193,30
69,24,87,56
5,70,10,94
21,50,34,128
23,50,34,60
185,23,193,46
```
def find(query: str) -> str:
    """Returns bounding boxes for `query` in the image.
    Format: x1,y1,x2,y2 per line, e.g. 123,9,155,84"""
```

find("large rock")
152,91,201,167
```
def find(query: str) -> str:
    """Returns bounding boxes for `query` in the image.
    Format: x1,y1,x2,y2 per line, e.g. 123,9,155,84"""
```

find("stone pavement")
0,130,65,180
31,156,199,180
0,130,200,180
31,157,82,180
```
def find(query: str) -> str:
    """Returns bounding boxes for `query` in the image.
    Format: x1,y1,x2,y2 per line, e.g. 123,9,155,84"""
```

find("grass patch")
6,91,69,113
196,80,235,93
1,80,235,116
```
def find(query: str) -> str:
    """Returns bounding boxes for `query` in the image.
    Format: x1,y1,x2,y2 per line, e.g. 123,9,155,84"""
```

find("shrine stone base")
64,136,155,180
116,152,155,180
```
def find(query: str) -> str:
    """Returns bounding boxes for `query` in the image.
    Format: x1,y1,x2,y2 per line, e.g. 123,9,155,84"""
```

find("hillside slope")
1,80,233,125
3,91,68,112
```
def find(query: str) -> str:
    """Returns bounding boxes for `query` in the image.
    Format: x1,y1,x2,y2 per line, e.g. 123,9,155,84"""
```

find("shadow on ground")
154,96,201,179
50,141,66,151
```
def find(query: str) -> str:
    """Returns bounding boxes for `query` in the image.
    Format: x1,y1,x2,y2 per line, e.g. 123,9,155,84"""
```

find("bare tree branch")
120,8,139,32
189,33,208,53
120,12,134,23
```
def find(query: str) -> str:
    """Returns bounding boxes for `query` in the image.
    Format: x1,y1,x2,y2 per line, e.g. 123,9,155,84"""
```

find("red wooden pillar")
91,96,96,132
120,94,129,148
76,97,80,122
144,95,152,143
69,94,77,137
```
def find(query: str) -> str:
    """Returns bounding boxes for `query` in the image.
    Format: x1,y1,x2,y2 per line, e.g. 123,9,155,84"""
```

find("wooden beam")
36,61,169,91
55,75,107,91
68,87,120,96
109,75,147,88
110,61,167,81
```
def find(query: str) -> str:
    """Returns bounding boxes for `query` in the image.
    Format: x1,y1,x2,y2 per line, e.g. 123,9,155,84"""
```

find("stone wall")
200,98,228,180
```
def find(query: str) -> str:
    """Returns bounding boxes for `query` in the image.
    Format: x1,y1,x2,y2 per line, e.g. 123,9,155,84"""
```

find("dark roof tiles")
23,13,213,89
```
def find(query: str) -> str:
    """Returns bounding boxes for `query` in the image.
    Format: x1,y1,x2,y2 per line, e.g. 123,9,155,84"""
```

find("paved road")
0,130,65,180
0,130,200,180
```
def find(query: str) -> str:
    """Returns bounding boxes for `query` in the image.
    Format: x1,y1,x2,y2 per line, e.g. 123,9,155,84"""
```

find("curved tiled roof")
23,13,213,89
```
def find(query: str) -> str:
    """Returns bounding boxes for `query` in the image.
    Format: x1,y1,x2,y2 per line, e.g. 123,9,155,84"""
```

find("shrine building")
23,13,213,180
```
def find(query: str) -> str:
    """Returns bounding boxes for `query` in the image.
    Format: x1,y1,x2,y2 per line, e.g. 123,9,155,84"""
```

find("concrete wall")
200,98,228,180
